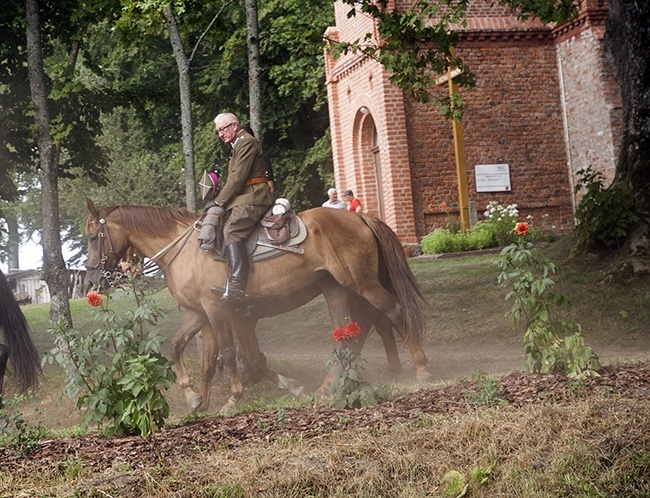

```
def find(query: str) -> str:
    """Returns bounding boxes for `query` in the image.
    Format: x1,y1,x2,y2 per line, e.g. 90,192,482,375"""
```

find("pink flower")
86,290,103,307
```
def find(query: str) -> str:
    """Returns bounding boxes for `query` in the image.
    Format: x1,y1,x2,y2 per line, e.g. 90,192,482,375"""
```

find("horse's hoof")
188,394,203,411
416,371,434,384
219,399,237,415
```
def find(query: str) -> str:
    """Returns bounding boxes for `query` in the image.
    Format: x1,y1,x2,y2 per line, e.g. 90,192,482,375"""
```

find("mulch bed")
2,362,649,473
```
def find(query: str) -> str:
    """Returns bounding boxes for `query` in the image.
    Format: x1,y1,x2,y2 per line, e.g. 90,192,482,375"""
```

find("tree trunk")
7,213,20,270
164,4,197,212
605,0,650,273
25,0,72,326
246,0,262,142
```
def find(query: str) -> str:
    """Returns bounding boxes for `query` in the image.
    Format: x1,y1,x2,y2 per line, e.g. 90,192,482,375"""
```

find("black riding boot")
211,241,249,309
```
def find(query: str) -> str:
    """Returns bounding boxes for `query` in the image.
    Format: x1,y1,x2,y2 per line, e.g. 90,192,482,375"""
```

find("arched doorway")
355,109,385,220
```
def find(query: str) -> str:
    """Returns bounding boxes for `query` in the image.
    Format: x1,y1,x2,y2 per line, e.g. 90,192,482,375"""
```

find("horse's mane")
105,205,197,238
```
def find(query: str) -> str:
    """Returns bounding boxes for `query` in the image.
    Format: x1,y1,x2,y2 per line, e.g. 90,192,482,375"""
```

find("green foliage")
483,201,520,246
442,469,468,497
471,463,495,486
420,222,495,254
327,344,390,409
573,167,639,252
421,202,558,255
496,236,601,379
465,371,505,407
43,274,177,438
0,393,49,458
336,0,577,106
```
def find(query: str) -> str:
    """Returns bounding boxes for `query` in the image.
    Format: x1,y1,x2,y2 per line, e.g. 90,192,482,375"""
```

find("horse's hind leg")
232,315,305,397
357,285,431,382
170,311,209,411
359,298,402,376
317,282,353,395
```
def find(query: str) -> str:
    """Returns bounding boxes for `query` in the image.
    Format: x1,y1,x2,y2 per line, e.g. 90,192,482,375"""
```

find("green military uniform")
210,127,272,310
217,129,273,243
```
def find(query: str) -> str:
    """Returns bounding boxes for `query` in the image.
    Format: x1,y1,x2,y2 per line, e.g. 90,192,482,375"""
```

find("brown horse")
85,199,431,412
0,269,41,411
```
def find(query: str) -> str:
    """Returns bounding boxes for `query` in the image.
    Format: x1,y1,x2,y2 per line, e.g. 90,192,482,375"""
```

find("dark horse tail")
359,214,426,343
0,269,41,393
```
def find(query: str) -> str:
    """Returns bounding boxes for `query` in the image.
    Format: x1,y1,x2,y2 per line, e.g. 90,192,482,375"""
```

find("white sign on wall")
475,164,511,192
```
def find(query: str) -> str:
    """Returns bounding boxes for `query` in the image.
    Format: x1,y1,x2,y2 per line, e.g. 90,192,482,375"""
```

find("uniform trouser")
217,203,270,304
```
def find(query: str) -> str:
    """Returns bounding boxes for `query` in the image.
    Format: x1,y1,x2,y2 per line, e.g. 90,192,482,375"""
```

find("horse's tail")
359,214,426,343
0,270,41,393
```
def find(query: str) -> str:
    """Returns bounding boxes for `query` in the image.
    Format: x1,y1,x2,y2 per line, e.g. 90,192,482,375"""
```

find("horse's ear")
86,198,99,218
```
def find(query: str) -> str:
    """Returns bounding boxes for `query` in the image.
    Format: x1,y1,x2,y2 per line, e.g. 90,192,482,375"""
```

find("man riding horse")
206,112,273,309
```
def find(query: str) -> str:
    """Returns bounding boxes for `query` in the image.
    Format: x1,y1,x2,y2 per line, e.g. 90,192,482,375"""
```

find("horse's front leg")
170,311,208,411
197,324,219,411
207,314,243,414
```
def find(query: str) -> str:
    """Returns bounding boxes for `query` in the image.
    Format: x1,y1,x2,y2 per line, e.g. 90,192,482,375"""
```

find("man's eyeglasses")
216,122,236,134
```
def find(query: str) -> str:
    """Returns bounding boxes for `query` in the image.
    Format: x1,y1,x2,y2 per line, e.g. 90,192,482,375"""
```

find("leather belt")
245,176,268,186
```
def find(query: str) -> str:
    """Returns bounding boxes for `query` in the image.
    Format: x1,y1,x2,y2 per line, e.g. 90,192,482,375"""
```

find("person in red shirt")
343,189,362,213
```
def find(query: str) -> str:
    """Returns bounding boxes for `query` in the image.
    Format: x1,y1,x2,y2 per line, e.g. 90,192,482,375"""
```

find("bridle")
86,217,128,287
87,213,202,287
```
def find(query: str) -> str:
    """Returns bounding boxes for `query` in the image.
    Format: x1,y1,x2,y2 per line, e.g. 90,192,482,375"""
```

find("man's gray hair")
214,112,239,126
327,188,337,196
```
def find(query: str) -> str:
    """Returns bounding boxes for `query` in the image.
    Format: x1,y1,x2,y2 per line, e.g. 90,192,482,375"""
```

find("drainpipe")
558,56,577,223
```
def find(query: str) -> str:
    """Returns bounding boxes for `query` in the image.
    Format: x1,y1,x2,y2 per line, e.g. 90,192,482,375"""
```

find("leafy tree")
1,0,121,323
26,0,73,326
604,0,650,272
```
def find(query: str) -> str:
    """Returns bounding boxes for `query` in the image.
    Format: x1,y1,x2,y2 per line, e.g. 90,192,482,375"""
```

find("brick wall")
325,0,620,241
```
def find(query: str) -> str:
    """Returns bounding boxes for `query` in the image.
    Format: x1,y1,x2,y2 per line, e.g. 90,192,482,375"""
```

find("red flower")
440,201,447,212
345,322,361,339
515,222,529,236
332,327,348,342
331,322,362,342
86,290,103,307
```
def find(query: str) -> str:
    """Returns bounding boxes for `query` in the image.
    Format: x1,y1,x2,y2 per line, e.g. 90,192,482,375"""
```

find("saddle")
199,205,307,263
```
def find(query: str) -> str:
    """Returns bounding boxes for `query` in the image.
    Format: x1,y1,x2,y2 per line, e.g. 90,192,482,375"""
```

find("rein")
142,220,200,276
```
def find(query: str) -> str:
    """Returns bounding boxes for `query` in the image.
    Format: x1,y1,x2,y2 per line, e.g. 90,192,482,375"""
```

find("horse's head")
84,198,130,274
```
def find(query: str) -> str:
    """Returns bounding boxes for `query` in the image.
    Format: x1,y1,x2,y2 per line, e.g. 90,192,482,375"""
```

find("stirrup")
210,285,227,297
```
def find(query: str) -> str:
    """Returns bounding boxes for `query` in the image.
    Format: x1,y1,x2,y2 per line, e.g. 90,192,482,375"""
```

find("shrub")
327,322,389,408
44,272,176,438
483,201,519,246
0,393,48,457
421,222,497,254
573,166,639,251
495,222,601,379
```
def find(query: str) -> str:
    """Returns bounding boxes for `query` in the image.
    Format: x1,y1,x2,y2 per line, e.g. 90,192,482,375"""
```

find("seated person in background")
322,188,346,209
343,189,362,213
